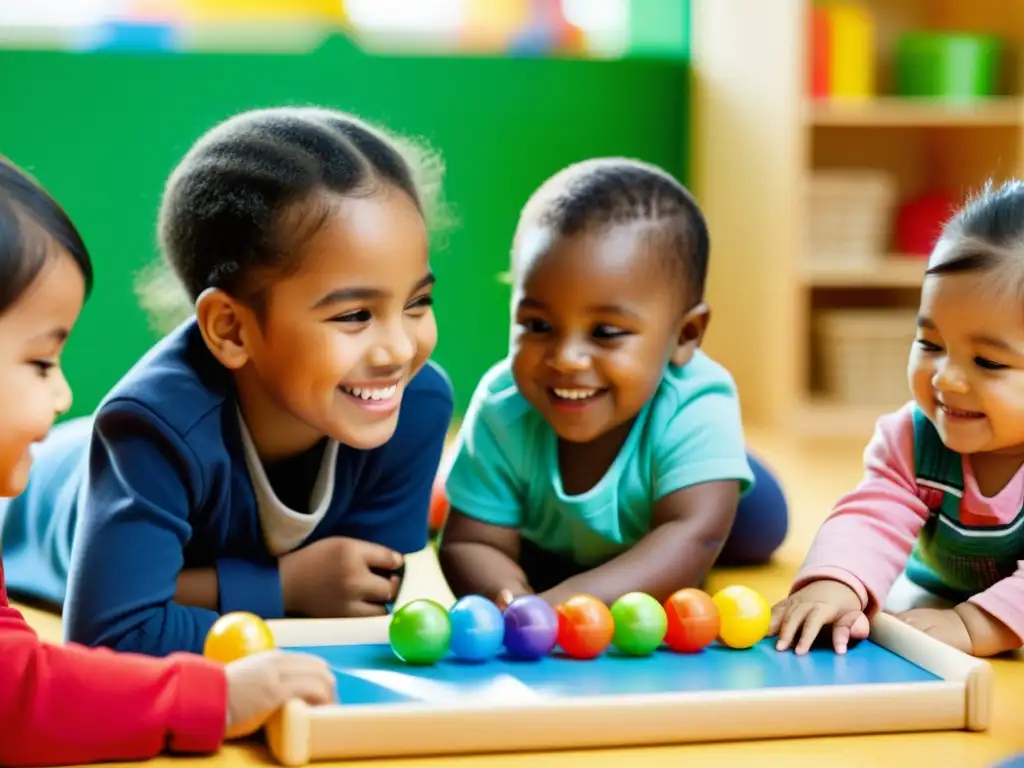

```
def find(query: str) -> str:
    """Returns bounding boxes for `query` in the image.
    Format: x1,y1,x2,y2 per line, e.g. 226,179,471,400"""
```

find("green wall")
0,35,688,417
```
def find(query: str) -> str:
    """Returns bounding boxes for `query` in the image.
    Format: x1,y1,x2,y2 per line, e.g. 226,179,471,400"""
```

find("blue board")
291,638,940,708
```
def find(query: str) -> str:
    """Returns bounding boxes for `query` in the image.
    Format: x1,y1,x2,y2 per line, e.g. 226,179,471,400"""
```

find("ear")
669,302,711,367
194,287,256,370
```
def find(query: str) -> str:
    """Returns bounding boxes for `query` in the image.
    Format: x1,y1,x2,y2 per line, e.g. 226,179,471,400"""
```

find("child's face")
510,222,700,444
225,188,437,457
910,266,1024,456
0,252,83,496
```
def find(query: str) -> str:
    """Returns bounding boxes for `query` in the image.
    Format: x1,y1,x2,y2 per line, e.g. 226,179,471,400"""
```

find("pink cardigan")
792,402,1024,643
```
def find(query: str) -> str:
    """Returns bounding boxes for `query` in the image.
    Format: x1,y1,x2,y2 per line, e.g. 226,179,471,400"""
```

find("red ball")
428,478,449,533
895,192,955,256
664,588,720,653
556,595,614,659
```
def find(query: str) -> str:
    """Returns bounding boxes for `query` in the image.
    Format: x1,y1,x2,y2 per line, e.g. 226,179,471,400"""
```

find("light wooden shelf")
791,397,904,439
692,0,1024,433
806,97,1024,128
800,255,928,288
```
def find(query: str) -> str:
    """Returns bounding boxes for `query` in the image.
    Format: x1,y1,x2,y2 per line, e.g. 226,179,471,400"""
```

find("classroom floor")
17,428,1024,768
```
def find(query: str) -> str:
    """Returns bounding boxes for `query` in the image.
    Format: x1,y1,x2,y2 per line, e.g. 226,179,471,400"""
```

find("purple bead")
503,595,558,659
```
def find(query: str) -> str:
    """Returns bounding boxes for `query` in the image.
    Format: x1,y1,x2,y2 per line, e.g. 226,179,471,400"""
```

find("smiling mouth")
340,384,399,402
546,387,610,412
937,402,985,420
551,387,605,401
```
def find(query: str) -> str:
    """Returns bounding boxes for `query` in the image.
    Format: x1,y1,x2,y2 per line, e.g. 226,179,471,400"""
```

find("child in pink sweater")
771,181,1024,658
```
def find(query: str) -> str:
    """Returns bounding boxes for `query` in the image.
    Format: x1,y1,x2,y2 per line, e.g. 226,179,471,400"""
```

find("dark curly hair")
512,157,709,304
138,106,449,329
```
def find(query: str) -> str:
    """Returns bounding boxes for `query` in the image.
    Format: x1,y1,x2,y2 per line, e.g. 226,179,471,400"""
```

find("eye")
332,309,372,324
916,339,941,352
406,294,434,312
517,317,551,334
31,360,55,376
975,357,1008,371
593,324,630,340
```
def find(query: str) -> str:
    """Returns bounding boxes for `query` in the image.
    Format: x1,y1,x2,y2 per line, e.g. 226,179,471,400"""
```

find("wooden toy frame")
261,548,991,766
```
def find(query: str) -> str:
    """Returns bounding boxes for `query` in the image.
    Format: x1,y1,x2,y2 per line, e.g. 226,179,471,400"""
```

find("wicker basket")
817,309,918,406
808,170,897,268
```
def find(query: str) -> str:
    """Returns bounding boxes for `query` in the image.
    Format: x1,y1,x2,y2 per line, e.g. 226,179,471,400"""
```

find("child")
0,106,454,657
438,158,788,608
0,156,334,766
771,180,1024,658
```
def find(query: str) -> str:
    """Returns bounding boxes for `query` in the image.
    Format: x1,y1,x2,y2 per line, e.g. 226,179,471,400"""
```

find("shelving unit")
806,96,1024,127
690,0,1024,439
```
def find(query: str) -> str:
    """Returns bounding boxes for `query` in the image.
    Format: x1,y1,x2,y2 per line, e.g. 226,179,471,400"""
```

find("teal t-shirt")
444,351,755,566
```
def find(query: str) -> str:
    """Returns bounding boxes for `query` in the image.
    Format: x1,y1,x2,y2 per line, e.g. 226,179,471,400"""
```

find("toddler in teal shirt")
439,158,788,608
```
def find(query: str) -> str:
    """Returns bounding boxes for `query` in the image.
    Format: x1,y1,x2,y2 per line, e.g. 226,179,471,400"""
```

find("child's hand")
769,579,870,654
894,607,972,654
495,584,533,610
280,537,403,618
897,602,1021,657
947,601,1022,657
224,650,335,739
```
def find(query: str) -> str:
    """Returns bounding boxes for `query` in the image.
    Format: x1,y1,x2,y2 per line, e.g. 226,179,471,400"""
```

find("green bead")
389,599,452,665
610,592,668,656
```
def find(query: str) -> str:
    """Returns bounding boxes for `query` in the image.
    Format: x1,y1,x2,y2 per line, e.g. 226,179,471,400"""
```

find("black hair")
926,179,1024,278
512,157,710,304
0,157,93,316
138,106,448,330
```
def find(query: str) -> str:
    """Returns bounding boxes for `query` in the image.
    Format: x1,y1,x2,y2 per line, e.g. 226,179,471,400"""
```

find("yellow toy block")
825,2,876,100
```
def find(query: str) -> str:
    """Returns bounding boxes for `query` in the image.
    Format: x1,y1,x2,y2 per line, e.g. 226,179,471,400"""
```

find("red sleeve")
0,562,228,767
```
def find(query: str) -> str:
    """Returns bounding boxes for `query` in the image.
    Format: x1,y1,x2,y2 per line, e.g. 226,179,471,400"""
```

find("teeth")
939,403,982,417
553,388,598,400
342,384,397,401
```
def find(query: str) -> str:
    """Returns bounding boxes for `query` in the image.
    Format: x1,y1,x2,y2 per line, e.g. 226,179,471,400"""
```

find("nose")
367,320,416,369
53,367,73,416
932,359,968,395
549,336,590,373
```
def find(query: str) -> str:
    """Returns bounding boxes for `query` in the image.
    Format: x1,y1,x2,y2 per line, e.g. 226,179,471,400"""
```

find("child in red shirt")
0,156,336,766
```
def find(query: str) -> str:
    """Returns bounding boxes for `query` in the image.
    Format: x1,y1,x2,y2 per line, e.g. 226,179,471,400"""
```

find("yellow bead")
204,611,275,664
712,585,771,649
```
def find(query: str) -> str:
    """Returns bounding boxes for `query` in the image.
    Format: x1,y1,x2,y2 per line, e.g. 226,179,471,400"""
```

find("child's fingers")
283,660,337,705
768,600,791,637
830,611,868,654
775,602,814,651
357,541,404,570
793,606,833,654
831,622,851,654
850,612,870,639
495,588,515,611
359,572,398,603
283,672,336,706
831,614,864,655
281,651,335,678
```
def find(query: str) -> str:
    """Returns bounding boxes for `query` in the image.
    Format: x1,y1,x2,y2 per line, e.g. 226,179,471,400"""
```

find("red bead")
664,588,720,653
556,595,614,660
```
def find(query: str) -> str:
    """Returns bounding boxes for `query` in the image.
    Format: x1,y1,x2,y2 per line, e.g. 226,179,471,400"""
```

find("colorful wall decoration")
0,0,687,59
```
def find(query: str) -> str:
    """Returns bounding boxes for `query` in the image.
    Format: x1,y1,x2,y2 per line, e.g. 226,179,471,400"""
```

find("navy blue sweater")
54,319,452,656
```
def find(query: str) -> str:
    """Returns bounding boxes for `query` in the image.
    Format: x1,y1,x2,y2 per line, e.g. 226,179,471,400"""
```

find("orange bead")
664,588,720,653
556,594,615,659
204,611,275,664
428,479,450,532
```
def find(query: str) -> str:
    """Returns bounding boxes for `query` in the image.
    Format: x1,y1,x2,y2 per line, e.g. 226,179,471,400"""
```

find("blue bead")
448,595,505,662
